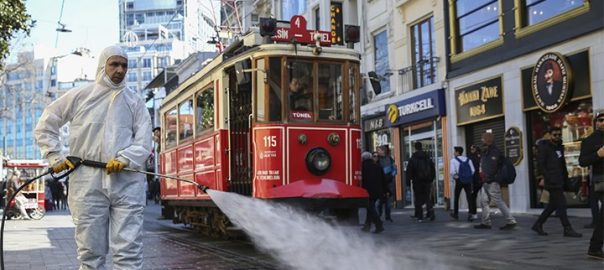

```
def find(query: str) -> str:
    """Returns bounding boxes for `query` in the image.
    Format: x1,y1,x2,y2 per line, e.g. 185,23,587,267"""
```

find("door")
401,118,444,207
228,61,253,195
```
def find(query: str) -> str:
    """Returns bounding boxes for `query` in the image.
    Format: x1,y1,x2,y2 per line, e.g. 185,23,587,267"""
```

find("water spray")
0,156,209,270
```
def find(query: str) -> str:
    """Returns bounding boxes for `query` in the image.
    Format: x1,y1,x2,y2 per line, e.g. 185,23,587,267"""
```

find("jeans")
588,188,602,225
589,192,604,252
414,182,434,219
364,197,383,229
480,182,515,225
377,194,392,219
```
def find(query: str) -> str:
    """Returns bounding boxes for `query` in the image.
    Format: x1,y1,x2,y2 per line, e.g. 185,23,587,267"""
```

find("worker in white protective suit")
34,46,152,270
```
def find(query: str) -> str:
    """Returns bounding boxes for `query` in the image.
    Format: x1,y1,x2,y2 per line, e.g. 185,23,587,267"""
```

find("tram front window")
288,61,313,120
318,63,343,121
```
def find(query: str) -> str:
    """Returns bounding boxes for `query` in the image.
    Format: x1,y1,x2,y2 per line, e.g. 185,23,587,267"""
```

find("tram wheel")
28,207,46,220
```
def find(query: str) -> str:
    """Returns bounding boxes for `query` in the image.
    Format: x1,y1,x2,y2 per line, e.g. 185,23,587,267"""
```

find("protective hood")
96,45,128,90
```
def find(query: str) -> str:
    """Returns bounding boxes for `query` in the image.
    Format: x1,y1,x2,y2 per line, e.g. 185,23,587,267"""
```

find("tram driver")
289,75,312,112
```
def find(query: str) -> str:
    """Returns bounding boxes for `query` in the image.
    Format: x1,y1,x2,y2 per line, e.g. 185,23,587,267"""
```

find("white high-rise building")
118,0,220,95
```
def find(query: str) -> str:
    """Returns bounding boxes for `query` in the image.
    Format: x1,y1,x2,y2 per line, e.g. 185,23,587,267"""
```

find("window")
411,17,437,88
524,0,584,25
374,30,390,94
135,13,144,24
126,2,133,9
128,59,137,68
281,0,307,20
127,72,137,82
143,58,151,68
158,57,168,68
288,60,313,121
315,7,320,30
349,63,359,124
165,107,177,148
454,0,500,53
143,71,152,81
178,100,194,141
318,63,343,121
258,57,282,122
195,89,214,134
51,79,56,87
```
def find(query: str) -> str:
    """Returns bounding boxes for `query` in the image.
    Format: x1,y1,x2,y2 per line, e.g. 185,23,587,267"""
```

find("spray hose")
1,156,209,270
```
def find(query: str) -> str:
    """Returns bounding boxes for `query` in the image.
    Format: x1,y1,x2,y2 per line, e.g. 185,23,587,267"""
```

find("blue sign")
385,89,446,127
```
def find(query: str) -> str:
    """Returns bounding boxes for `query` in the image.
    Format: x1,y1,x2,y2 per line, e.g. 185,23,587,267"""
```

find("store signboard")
504,127,523,166
455,76,504,126
363,115,386,132
531,52,573,113
330,2,344,45
385,89,446,127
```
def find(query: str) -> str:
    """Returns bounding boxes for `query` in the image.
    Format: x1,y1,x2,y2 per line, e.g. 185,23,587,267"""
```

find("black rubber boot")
563,226,582,238
531,222,548,236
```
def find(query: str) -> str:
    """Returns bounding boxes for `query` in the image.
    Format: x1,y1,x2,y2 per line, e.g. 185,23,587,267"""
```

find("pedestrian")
579,110,604,260
531,127,582,237
361,151,385,233
6,171,31,220
35,46,152,269
44,179,54,211
376,145,396,222
467,144,481,221
406,142,436,222
449,146,475,221
474,132,517,230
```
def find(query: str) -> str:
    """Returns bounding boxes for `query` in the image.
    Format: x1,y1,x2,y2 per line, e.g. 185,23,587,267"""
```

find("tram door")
228,60,253,195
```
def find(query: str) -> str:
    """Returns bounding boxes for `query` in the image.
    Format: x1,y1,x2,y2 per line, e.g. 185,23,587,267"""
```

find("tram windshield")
256,57,359,124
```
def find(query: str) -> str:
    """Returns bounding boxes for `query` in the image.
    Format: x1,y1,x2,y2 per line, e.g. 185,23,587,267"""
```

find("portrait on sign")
531,52,572,113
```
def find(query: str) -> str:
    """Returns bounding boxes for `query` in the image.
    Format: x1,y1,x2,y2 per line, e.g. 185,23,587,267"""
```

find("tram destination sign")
504,127,523,166
272,15,332,46
455,76,503,126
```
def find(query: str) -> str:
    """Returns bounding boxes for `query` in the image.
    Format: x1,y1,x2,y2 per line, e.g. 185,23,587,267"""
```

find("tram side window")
179,99,194,141
349,64,359,124
195,89,214,134
269,57,282,121
318,63,342,121
165,107,177,148
288,61,313,120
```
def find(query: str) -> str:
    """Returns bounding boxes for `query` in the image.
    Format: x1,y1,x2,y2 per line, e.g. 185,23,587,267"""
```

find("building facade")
360,0,450,208
0,47,95,160
445,0,603,212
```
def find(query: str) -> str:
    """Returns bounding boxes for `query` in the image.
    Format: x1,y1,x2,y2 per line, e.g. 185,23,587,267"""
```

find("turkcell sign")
384,89,446,127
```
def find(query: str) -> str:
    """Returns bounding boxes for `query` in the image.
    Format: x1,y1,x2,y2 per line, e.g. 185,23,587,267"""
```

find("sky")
10,0,118,59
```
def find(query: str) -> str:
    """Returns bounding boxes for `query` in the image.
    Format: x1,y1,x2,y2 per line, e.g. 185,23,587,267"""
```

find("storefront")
523,50,593,208
362,114,391,153
384,89,447,208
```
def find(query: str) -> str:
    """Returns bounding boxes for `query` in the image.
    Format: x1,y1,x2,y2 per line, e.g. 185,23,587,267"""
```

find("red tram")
158,16,367,235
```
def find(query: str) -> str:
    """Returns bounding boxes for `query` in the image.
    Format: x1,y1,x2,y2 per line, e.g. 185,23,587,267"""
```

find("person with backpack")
531,126,582,238
449,146,475,221
406,142,436,222
474,132,517,230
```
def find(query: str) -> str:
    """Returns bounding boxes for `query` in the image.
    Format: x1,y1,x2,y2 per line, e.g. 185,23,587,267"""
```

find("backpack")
455,157,473,185
414,156,435,181
500,157,516,185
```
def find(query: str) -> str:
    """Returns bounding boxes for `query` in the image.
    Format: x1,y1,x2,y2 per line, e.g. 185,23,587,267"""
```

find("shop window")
179,100,194,142
317,63,343,121
411,16,437,89
195,89,214,135
374,30,390,94
527,100,592,208
165,107,177,148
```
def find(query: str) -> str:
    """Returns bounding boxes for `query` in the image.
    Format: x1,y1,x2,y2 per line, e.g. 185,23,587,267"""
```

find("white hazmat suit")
35,46,152,270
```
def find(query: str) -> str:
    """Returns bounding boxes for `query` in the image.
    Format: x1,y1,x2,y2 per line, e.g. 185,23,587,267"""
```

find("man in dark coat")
579,110,604,259
406,142,435,222
474,132,517,230
467,144,481,221
361,151,385,233
531,127,582,237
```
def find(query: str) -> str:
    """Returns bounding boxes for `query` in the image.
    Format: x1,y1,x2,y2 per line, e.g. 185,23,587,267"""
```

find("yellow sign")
387,104,399,124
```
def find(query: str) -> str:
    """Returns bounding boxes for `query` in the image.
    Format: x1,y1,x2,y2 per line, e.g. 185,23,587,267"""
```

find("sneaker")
500,223,517,230
373,227,384,234
450,213,459,220
417,219,424,223
474,224,492,229
587,250,604,260
385,217,393,222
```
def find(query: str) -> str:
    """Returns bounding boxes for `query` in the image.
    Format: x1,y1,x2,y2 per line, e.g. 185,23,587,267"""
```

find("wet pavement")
1,203,603,270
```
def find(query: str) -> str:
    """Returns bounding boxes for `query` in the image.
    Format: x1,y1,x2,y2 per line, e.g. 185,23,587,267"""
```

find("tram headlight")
306,148,331,176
